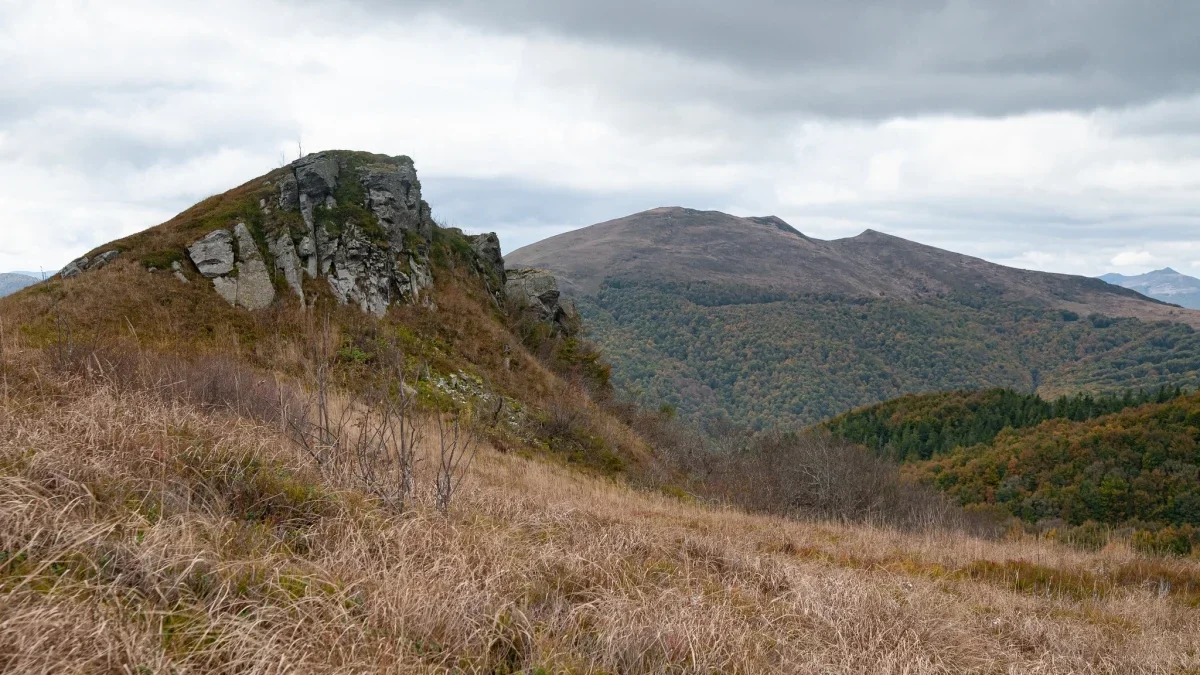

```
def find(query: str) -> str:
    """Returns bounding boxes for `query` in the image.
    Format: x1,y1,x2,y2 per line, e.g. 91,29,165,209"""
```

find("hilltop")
508,208,1200,427
0,272,37,298
508,207,1197,326
1102,267,1200,310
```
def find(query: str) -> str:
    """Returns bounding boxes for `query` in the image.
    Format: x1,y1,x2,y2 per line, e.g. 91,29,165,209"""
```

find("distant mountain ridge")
1101,268,1200,310
507,208,1200,427
0,273,38,298
508,207,1197,328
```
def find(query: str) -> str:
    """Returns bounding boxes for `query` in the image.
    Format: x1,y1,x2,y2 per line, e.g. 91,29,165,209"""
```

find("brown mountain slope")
506,207,1200,327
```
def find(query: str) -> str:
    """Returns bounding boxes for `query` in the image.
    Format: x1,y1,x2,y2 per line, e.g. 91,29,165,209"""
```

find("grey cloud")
344,0,1200,118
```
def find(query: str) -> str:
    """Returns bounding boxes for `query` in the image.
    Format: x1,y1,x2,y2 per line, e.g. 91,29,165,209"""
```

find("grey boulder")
188,229,235,278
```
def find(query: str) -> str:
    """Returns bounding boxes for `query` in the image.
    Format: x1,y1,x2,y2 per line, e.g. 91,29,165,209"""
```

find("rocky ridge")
181,152,441,317
170,151,572,332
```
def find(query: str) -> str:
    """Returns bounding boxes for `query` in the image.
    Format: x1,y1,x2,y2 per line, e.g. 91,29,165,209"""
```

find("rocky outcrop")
61,250,120,279
181,151,565,325
191,223,276,311
275,151,437,316
466,232,506,306
188,230,235,278
268,232,304,301
505,268,575,335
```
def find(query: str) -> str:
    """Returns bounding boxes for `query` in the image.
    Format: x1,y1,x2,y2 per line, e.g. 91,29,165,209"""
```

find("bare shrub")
434,413,478,515
623,404,964,532
285,313,424,513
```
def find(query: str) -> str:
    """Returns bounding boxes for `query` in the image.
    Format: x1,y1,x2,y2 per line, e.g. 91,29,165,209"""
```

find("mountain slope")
6,354,1200,672
823,387,1200,546
509,207,1197,327
0,272,37,298
507,208,1200,427
0,150,649,477
911,391,1200,536
1102,268,1200,309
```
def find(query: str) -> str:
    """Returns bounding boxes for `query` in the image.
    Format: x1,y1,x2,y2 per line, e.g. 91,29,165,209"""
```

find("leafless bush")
285,313,424,513
629,406,965,532
435,414,478,515
536,390,586,440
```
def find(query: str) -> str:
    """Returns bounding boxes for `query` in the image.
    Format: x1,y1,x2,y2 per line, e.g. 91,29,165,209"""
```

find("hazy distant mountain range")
1100,268,1200,310
0,273,39,298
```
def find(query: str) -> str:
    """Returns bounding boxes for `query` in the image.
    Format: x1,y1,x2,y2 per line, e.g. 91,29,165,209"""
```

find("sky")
2,0,1199,277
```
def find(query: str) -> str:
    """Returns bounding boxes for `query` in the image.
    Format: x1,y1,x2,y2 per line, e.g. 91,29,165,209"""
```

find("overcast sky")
2,0,1199,277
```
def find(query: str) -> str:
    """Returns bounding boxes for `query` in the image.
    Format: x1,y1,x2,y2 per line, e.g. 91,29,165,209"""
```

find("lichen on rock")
183,150,567,325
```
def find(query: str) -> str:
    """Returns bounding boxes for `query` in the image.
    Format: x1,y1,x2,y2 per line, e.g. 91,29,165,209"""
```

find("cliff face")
212,151,439,316
180,151,479,318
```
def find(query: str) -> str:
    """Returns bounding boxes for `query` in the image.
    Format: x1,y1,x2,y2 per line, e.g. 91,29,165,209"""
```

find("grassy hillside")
4,341,1200,672
579,280,1200,428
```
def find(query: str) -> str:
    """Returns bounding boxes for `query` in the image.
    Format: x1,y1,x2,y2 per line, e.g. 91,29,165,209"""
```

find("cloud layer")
1,0,1198,277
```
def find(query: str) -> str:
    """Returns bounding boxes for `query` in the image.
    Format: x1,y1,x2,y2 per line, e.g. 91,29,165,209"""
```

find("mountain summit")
508,207,1196,328
1101,267,1200,310
508,207,1200,426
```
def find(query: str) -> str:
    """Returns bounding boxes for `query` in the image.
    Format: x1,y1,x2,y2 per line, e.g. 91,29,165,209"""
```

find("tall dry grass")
2,347,1200,673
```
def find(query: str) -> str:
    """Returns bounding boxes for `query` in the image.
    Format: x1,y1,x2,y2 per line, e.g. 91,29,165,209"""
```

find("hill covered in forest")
823,387,1200,550
507,208,1200,427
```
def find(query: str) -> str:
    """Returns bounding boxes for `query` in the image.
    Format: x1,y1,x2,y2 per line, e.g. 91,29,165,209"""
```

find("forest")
823,386,1188,462
578,279,1200,428
901,391,1200,549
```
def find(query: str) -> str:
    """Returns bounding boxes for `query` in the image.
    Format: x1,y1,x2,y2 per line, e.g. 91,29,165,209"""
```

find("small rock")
90,250,120,269
61,256,89,279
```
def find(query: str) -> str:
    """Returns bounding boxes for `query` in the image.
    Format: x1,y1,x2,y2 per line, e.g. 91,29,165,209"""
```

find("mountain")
507,207,1200,427
0,272,38,297
3,155,1199,670
1101,267,1200,309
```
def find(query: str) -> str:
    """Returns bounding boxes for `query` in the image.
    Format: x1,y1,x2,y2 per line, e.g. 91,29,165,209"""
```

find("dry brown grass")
2,350,1200,674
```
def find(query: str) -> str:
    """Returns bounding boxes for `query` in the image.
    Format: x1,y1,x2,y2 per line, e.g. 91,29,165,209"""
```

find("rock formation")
185,151,439,316
188,224,275,310
505,268,575,335
61,250,120,279
180,150,571,333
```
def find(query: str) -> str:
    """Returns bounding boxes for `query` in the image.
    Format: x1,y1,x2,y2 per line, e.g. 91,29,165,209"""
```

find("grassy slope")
4,359,1200,673
579,281,1200,428
0,157,651,477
